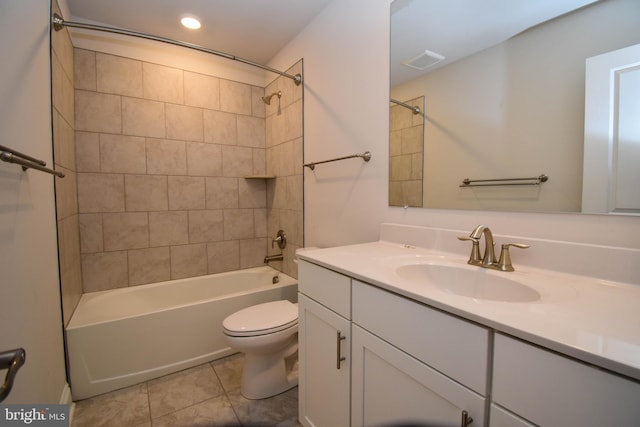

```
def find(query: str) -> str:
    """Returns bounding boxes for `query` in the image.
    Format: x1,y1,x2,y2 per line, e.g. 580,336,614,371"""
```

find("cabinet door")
351,325,485,427
298,294,351,427
493,333,640,427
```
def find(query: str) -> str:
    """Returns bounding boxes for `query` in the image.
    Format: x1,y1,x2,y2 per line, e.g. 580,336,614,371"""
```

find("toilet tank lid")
223,300,298,333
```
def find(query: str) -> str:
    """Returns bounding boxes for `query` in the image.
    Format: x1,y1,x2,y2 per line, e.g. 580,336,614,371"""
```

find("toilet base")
240,343,298,400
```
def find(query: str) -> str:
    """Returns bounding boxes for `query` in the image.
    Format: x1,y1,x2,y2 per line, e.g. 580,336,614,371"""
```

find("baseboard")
59,383,75,424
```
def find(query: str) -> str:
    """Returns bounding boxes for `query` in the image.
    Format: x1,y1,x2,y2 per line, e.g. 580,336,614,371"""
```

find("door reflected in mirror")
389,0,640,214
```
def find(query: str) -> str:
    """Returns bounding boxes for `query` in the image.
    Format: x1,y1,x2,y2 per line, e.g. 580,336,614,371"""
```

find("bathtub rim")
67,266,296,330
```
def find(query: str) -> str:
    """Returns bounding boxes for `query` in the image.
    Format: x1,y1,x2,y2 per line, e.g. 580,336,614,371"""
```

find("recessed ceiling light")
181,15,201,30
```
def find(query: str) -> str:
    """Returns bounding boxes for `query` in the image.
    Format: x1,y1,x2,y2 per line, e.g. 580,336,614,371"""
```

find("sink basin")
395,263,540,302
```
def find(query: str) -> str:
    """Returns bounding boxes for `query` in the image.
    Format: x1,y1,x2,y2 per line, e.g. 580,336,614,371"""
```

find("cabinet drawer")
493,333,640,427
298,260,351,319
352,281,489,394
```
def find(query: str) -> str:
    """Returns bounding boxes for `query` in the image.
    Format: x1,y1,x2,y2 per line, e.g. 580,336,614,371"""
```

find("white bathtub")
66,266,297,400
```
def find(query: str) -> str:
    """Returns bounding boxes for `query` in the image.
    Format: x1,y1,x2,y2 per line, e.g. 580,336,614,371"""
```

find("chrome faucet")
458,225,529,271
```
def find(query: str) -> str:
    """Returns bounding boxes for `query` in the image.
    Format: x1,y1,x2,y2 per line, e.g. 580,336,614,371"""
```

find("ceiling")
65,0,333,65
391,0,599,86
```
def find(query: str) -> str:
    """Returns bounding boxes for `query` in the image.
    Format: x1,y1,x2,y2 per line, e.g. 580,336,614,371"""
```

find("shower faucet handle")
272,230,287,249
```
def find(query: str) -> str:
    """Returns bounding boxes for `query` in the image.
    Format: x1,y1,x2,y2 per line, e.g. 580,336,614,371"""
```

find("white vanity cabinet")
491,333,640,427
299,260,489,427
298,261,352,427
351,280,488,427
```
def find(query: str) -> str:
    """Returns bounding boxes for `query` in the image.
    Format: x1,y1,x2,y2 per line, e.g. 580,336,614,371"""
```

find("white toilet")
222,300,299,399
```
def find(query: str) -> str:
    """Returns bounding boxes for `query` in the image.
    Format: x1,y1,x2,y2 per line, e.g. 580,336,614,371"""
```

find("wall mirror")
389,0,640,214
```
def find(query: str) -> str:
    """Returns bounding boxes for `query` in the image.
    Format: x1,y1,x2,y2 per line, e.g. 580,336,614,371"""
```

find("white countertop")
297,241,640,382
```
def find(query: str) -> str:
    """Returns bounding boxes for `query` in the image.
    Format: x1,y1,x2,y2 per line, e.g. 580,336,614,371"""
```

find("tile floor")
71,353,300,427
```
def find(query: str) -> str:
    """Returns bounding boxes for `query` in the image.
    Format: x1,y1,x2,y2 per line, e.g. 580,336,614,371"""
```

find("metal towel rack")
0,348,26,402
460,174,548,187
0,145,65,178
304,151,372,171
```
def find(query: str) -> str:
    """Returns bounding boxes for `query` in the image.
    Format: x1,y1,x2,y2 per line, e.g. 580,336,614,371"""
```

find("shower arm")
51,13,302,86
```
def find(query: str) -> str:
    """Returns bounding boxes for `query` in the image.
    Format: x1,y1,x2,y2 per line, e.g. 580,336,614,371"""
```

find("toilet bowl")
222,300,299,399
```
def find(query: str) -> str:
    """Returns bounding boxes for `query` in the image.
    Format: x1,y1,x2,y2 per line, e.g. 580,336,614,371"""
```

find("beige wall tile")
76,131,100,172
81,251,128,292
170,244,207,279
205,177,238,209
125,174,168,211
220,80,251,115
168,176,205,210
96,53,143,97
75,90,122,133
184,71,220,110
207,241,239,273
149,211,188,246
166,104,203,142
53,111,75,171
60,262,82,326
186,142,222,177
122,97,165,138
239,179,266,208
254,209,267,238
203,110,236,145
188,210,223,243
58,215,81,277
143,62,183,103
51,11,74,83
103,212,149,251
252,148,266,176
79,213,103,253
222,146,253,177
55,168,77,220
237,116,265,148
128,247,170,285
240,238,267,269
251,86,266,118
223,209,254,240
77,173,125,213
401,125,423,154
287,175,304,212
74,48,96,91
146,138,187,175
100,134,146,174
52,54,75,127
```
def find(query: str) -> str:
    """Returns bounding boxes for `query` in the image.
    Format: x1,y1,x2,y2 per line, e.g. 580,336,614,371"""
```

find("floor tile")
211,353,243,392
72,383,150,427
226,387,299,427
148,364,225,419
151,394,240,427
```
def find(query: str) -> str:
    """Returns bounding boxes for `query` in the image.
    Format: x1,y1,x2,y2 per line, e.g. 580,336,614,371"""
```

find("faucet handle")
497,243,530,271
458,236,481,265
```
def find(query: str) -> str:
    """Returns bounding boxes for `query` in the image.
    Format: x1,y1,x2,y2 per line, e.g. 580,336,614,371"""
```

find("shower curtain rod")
390,98,421,115
51,13,302,86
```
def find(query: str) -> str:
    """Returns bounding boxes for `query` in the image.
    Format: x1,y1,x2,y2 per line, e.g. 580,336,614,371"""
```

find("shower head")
262,91,282,105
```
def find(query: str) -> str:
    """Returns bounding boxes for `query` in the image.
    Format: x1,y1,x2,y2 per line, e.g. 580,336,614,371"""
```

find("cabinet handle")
336,331,346,369
461,410,473,427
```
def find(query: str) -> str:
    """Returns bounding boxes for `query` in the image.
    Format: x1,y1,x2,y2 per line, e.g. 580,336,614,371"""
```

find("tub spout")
264,254,283,264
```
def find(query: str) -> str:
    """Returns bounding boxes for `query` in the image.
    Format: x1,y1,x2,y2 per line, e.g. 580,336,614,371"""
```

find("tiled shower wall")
389,96,424,208
264,61,304,279
52,0,82,326
72,48,302,292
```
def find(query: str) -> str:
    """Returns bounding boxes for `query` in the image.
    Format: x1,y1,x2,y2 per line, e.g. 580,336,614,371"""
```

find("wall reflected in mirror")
389,0,640,214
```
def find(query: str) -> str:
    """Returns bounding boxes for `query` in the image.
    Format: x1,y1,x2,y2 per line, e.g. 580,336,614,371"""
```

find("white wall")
0,1,68,403
270,0,640,251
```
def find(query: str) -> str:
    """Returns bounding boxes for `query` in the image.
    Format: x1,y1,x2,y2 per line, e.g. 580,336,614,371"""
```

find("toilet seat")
223,300,298,337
